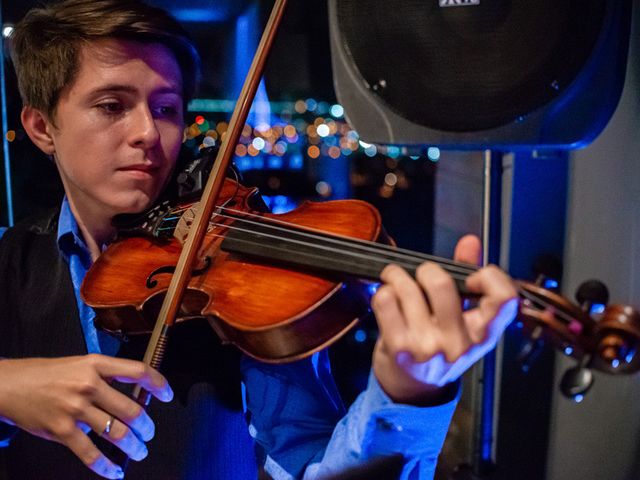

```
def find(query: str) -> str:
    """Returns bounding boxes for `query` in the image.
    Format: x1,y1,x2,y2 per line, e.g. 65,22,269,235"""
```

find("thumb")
454,234,482,266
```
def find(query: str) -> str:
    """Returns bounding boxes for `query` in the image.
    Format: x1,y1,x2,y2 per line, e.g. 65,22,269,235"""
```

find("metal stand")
453,150,504,479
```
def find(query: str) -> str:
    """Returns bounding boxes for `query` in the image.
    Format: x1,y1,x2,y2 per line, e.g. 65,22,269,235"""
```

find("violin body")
82,179,387,363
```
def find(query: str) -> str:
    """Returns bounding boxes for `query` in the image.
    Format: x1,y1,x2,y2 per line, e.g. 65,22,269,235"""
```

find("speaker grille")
336,0,607,132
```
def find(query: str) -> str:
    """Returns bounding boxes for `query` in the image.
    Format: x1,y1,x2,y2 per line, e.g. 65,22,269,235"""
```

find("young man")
0,1,518,479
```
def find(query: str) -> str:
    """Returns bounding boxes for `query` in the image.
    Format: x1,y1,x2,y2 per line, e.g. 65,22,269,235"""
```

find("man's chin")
109,193,157,216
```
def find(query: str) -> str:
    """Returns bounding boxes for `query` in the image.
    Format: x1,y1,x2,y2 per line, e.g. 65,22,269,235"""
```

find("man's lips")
118,164,160,172
117,164,161,179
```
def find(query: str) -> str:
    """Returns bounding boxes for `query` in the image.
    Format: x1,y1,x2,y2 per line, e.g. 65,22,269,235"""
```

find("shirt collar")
57,197,89,259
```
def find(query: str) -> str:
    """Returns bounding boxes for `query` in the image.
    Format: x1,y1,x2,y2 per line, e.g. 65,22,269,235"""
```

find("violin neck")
220,219,476,296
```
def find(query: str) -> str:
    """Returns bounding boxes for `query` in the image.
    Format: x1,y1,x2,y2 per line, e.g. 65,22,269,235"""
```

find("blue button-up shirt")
0,201,458,479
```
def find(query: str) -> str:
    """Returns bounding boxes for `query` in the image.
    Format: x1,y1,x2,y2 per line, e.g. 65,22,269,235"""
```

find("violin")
81,174,640,376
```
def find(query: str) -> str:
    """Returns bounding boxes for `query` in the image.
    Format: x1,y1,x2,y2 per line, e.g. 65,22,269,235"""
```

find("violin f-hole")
146,256,212,289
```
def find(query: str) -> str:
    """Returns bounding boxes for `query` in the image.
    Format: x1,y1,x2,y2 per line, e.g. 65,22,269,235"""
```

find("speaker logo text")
439,0,480,7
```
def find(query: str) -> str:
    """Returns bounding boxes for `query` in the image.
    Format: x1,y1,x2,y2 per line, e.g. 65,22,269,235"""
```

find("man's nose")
128,105,160,149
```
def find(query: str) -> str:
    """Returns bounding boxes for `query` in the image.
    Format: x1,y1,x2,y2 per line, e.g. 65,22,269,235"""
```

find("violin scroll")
514,277,640,401
591,304,640,374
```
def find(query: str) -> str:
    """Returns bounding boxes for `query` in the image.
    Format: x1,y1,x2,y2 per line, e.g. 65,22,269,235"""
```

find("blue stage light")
289,154,304,170
367,283,380,296
267,156,283,169
354,329,367,343
170,8,228,23
262,195,298,214
236,157,252,171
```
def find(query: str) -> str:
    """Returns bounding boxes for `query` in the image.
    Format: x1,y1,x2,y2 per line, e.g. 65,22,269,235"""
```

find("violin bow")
132,0,288,404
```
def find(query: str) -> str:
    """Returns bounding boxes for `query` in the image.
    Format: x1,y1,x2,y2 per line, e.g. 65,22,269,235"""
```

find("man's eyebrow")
88,84,136,95
88,84,182,96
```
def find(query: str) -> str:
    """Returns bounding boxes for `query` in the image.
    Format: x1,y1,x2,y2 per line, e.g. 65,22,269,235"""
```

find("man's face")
47,39,184,221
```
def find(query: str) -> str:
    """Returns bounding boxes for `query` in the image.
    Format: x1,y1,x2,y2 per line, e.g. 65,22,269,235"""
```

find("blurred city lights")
330,104,344,118
183,100,440,201
427,147,441,161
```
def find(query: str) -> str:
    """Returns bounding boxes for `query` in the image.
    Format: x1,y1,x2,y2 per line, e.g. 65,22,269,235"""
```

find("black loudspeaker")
328,0,633,149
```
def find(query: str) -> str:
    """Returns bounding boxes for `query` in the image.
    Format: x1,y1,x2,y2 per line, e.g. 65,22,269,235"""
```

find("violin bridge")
174,203,199,244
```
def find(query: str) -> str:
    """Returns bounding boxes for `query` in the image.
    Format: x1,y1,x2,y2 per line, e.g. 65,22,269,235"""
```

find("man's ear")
21,106,56,155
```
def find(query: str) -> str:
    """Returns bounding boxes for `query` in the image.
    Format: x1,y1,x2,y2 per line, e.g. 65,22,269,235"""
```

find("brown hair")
10,0,200,118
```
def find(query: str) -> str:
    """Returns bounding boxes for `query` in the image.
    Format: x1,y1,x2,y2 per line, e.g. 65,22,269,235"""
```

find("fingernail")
163,385,174,402
137,444,149,460
137,421,154,442
116,468,124,479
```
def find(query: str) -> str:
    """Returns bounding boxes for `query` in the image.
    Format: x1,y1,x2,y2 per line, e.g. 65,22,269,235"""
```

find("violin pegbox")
516,281,594,365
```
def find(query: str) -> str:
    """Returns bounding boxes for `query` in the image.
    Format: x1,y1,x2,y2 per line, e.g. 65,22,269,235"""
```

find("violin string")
208,211,476,279
209,206,477,277
202,229,469,283
222,205,478,273
211,219,449,278
204,217,580,323
163,203,478,275
517,288,579,326
221,219,583,326
157,205,583,328
200,228,581,327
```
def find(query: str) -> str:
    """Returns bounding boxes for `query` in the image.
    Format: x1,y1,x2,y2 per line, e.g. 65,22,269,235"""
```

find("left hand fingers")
379,264,432,329
372,283,411,356
414,262,472,362
379,262,471,363
375,265,441,362
465,265,518,343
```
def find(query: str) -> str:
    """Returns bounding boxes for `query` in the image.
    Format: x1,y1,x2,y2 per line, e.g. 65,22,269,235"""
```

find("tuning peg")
556,280,608,401
575,279,609,314
560,355,594,402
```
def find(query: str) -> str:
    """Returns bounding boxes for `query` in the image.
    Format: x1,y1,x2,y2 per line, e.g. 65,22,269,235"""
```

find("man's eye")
156,105,179,117
97,102,124,114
